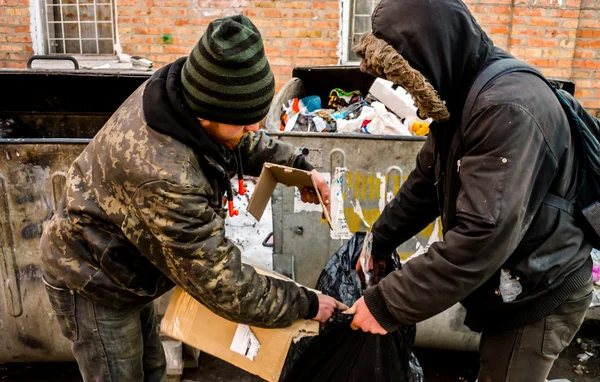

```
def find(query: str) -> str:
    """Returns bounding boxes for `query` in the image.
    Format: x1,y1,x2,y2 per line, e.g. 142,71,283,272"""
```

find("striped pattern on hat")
181,14,275,125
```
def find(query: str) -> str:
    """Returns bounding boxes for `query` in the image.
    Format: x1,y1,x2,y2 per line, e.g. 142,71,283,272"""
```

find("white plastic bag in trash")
364,102,412,136
336,106,375,133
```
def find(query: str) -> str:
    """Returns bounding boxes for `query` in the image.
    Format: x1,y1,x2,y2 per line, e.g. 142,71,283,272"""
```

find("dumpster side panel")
0,143,86,361
269,134,426,288
269,133,481,352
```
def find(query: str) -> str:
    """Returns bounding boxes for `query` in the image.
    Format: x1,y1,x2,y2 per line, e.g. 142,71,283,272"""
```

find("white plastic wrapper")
499,269,523,303
360,231,374,286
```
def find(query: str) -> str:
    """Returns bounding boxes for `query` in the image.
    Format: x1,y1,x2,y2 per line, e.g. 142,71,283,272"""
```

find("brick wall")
116,0,340,90
0,0,598,114
465,0,600,116
0,0,33,68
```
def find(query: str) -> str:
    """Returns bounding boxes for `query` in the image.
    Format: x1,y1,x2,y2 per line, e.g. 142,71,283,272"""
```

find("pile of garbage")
279,79,430,137
572,336,599,376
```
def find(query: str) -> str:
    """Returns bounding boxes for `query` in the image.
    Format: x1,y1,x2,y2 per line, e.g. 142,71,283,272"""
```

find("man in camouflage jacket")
40,15,341,382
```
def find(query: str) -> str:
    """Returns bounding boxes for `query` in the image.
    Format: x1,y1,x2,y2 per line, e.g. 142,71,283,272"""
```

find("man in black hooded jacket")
345,1,594,380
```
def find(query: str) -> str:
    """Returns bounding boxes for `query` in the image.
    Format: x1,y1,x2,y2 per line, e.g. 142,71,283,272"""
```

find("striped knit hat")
181,15,275,125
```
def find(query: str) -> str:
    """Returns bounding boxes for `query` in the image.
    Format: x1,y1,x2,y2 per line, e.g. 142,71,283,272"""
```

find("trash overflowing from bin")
281,233,423,382
279,79,431,137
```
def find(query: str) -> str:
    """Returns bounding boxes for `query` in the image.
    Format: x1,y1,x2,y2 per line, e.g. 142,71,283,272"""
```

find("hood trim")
354,32,450,123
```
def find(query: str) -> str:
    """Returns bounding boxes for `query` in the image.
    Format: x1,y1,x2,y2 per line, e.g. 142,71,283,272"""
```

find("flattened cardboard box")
247,163,333,229
160,266,320,382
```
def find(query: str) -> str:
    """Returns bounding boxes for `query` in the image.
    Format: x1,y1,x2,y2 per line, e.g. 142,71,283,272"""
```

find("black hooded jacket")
364,0,592,333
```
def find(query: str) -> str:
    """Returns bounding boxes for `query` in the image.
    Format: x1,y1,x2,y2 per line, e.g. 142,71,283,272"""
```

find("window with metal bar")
345,0,378,63
44,0,116,55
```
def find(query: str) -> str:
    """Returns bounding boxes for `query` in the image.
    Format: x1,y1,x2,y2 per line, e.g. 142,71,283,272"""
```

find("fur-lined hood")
355,0,497,123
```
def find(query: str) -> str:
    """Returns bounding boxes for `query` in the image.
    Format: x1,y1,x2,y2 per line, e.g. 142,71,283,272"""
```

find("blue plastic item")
300,95,321,113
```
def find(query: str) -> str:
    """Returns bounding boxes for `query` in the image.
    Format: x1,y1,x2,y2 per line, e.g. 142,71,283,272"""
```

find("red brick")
270,39,285,48
572,70,593,78
134,27,161,35
164,46,189,54
280,29,293,38
578,30,600,38
272,65,293,76
578,40,600,49
146,17,172,25
262,9,282,18
0,45,23,52
490,26,509,34
311,39,338,49
287,39,309,48
265,48,280,57
312,1,338,10
281,1,311,9
311,58,337,66
530,17,560,27
528,39,558,48
270,57,292,66
581,99,600,109
295,29,323,38
513,7,543,17
313,20,339,29
7,35,31,43
174,19,189,26
575,89,595,98
254,19,280,28
281,19,310,28
298,49,326,58
292,11,313,18
557,59,573,67
490,6,511,15
293,58,311,66
254,1,280,8
555,9,580,18
528,58,553,67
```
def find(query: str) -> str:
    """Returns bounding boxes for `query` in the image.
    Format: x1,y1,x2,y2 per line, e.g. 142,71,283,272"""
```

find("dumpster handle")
385,166,404,204
329,149,346,179
0,174,23,317
27,55,80,70
51,172,67,211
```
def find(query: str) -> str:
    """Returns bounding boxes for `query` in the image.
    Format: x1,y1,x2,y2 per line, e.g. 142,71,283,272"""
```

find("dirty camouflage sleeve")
121,179,310,327
237,130,301,176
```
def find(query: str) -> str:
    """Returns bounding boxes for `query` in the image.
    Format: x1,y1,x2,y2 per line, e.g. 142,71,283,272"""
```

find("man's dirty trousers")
478,280,593,382
43,277,166,382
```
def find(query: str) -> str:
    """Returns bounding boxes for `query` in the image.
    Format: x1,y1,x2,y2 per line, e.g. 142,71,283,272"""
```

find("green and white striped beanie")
181,15,275,125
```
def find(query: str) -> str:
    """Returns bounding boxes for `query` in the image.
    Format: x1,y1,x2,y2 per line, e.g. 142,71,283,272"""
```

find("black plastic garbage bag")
281,233,423,382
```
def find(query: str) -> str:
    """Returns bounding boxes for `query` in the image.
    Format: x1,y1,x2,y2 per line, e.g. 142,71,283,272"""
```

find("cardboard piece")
248,163,333,229
160,266,320,382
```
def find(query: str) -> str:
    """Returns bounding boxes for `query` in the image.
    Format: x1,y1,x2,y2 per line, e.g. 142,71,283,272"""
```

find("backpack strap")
462,59,550,128
463,59,576,216
543,193,575,216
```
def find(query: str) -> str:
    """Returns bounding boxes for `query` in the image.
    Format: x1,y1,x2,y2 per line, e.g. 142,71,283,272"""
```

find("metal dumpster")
0,69,150,361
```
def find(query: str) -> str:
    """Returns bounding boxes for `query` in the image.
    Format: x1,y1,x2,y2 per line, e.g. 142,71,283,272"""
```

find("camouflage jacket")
40,72,312,328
